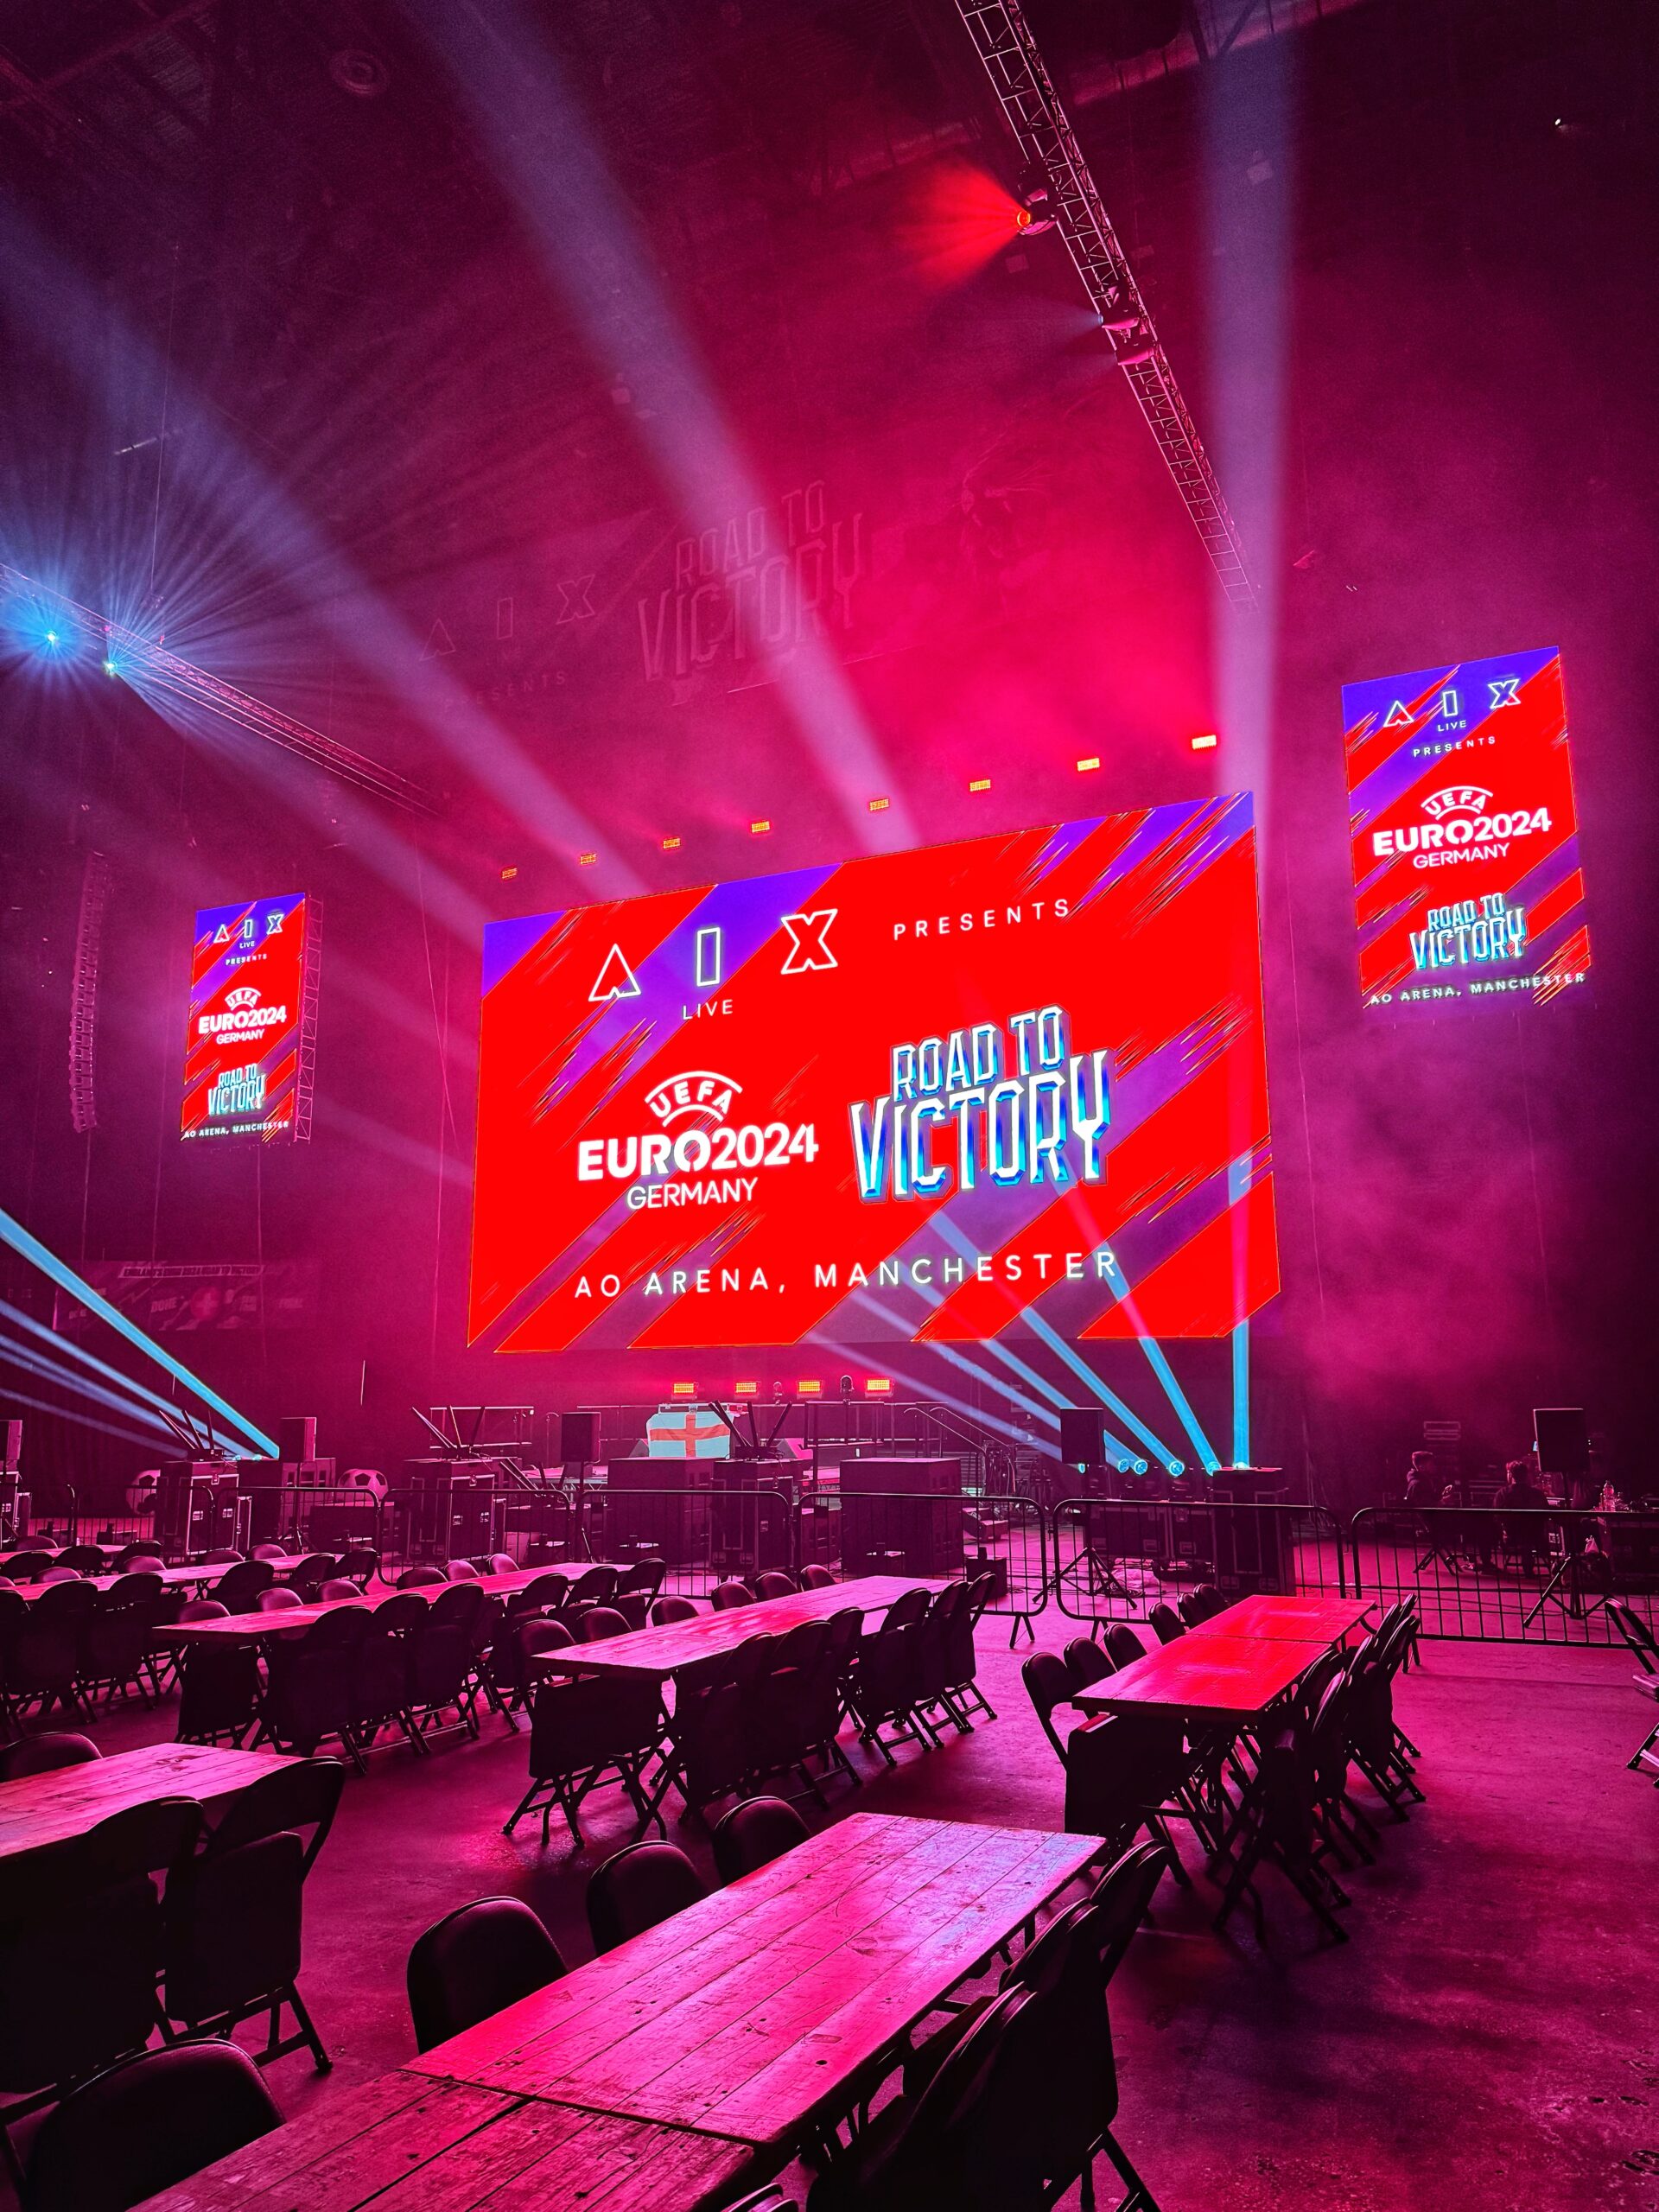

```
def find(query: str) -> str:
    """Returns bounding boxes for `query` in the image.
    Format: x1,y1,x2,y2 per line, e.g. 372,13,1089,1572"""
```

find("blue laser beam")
1021,1312,1185,1473
0,1300,245,1452
0,1207,276,1456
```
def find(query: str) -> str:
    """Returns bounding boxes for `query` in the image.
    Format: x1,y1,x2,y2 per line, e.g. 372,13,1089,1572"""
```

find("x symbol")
1487,676,1520,709
557,575,596,622
779,909,838,974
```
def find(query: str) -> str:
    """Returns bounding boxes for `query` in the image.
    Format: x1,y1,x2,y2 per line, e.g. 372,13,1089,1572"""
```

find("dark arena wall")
1,0,1655,1515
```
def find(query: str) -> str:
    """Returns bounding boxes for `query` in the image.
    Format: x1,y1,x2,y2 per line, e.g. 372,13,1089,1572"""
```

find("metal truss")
68,849,112,1135
291,894,321,1145
1,565,436,815
952,0,1256,608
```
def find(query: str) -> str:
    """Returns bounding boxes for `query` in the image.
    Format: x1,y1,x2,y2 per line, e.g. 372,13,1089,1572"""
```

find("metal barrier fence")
1350,1505,1659,1645
1047,1497,1345,1624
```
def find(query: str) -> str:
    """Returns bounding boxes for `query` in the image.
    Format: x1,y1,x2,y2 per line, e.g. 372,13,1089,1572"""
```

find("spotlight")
749,819,771,836
1115,332,1158,368
797,1378,822,1395
1076,755,1101,773
661,835,682,852
102,658,119,677
868,796,890,813
1014,168,1057,234
733,1380,759,1396
578,850,598,867
969,777,992,793
499,865,518,881
671,1381,696,1398
1191,732,1218,752
864,1376,893,1395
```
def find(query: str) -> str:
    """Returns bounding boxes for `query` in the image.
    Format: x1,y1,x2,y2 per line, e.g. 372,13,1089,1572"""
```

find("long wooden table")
137,2068,758,2212
532,1574,944,1683
16,1562,225,1600
409,1812,1094,2151
1074,1632,1332,1723
1188,1594,1374,1644
151,1564,628,1646
0,1742,294,1864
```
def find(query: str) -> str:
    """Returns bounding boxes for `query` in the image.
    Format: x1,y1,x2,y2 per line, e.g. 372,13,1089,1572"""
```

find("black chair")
1021,1650,1078,1767
283,1554,338,1602
1062,1715,1195,1886
671,1649,764,1819
1148,1601,1185,1644
1103,1622,1147,1669
586,1840,706,1953
753,1570,799,1600
162,1759,344,2069
748,1621,843,1802
407,1582,485,1745
650,1595,698,1625
799,1565,836,1590
0,1797,205,2162
22,2041,281,2212
1063,1636,1115,1691
1215,1725,1350,1942
1086,1838,1174,1982
940,1572,997,1726
567,1566,619,1608
176,1627,263,1748
710,1580,755,1611
209,1559,275,1611
505,1673,668,1846
911,1585,972,1740
446,1559,482,1581
348,1592,428,1755
80,1579,164,1708
406,1896,566,2051
197,1548,244,1566
257,1586,307,1613
251,1545,292,1565
257,1607,371,1770
1180,1582,1227,1625
493,1615,574,1730
1610,1600,1659,1773
581,1605,632,1642
615,1559,665,1609
0,1732,99,1781
0,1553,54,1582
397,1566,449,1590
712,1794,810,1883
516,1571,570,1614
318,1579,359,1604
7,1580,98,1723
55,1545,107,1576
847,1609,931,1764
335,1546,379,1592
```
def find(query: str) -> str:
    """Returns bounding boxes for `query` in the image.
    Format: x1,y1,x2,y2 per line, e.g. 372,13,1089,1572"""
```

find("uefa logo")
225,985,262,1009
1420,786,1492,822
643,1071,741,1128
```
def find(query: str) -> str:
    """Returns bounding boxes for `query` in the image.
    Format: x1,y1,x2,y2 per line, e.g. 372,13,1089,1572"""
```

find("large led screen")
469,800,1277,1352
181,894,311,1141
1343,648,1590,1016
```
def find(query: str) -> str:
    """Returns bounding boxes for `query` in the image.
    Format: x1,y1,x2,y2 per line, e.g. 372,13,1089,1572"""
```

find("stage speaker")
606,1454,710,1564
841,1496,963,1577
1534,1408,1588,1480
278,1416,317,1463
1059,1408,1107,1466
1210,1466,1291,1594
0,1419,20,1473
561,1409,601,1463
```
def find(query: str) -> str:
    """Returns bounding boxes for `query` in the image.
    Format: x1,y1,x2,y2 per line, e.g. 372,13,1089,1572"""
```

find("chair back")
1085,1838,1170,1983
22,2040,281,2212
38,1566,82,1585
198,1548,244,1567
884,1586,931,1630
650,1595,698,1624
175,1637,262,1745
582,1605,631,1642
799,1564,836,1589
57,1545,108,1574
335,1547,379,1588
1104,1623,1146,1669
397,1566,449,1589
615,1558,665,1600
178,1598,228,1622
710,1579,754,1611
519,1571,570,1612
251,1544,291,1563
406,1897,565,2051
446,1558,482,1580
285,1554,340,1601
1148,1601,1185,1644
211,1560,275,1610
1021,1650,1076,1765
0,1732,99,1782
318,1580,359,1604
207,1757,346,1872
753,1570,798,1600
257,1586,306,1611
587,1840,706,1953
711,1794,809,1883
568,1565,618,1605
1063,1636,1113,1689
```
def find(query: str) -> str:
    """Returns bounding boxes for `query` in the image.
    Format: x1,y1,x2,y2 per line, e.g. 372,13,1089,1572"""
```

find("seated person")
1495,1458,1549,1571
1405,1452,1440,1510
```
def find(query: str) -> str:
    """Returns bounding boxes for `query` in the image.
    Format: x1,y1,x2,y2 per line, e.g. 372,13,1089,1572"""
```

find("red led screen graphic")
1344,648,1590,1014
468,802,1278,1351
181,894,311,1141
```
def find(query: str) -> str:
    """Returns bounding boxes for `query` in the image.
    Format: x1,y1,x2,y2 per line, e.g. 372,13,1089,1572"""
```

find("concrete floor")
13,1627,1659,2211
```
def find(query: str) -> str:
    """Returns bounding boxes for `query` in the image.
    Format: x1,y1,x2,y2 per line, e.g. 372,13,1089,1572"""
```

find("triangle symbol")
588,944,642,1003
213,923,232,943
421,619,455,660
1382,698,1414,728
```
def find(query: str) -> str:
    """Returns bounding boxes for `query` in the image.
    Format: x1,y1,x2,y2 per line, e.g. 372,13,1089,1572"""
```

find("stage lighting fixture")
864,1377,893,1395
1076,755,1101,773
671,1381,696,1397
1014,170,1057,234
868,797,890,813
661,835,682,852
102,657,118,676
578,850,598,867
500,866,518,880
734,1380,759,1396
749,819,772,836
1191,732,1218,752
969,777,992,793
798,1379,823,1395
1115,334,1158,368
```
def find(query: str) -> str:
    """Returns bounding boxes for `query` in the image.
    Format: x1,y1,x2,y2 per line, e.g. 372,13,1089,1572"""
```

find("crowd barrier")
29,1480,1659,1649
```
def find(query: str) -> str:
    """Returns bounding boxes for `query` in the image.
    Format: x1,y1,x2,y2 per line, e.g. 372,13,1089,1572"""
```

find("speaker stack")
838,1455,963,1577
607,1452,711,1565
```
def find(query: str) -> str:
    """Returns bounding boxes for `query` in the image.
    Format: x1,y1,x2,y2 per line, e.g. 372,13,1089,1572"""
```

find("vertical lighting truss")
68,849,111,1134
0,565,437,817
951,0,1256,607
292,896,322,1144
